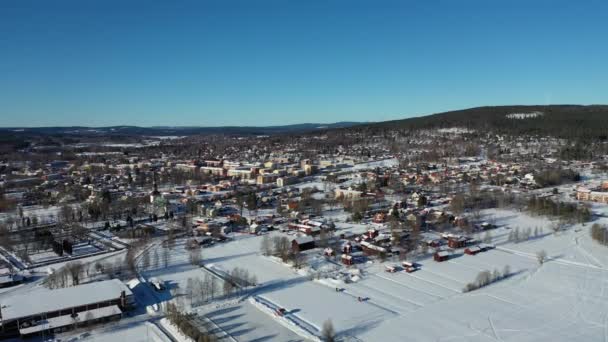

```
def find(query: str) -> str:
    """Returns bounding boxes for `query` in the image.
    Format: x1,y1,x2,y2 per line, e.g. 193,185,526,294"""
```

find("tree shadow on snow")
249,335,280,342
218,321,246,332
249,275,312,296
338,319,382,338
207,305,241,317
230,327,257,337
212,313,245,325
204,251,258,264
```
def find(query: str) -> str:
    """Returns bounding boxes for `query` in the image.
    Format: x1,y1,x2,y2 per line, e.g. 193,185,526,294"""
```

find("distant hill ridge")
0,122,363,136
348,105,608,140
3,105,608,140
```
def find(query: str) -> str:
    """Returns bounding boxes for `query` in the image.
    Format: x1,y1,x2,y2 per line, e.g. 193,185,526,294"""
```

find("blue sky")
1,0,607,127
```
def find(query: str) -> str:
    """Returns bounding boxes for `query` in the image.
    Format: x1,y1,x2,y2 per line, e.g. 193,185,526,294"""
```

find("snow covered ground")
57,320,171,342
11,201,607,341
200,300,306,342
149,207,608,341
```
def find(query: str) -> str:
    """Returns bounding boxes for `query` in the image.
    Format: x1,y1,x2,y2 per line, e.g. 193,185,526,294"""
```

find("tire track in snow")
373,273,445,300
466,293,529,310
447,259,487,272
488,316,502,341
406,272,462,293
340,287,401,316
574,236,604,268
496,246,606,271
352,280,424,310
416,268,467,288
604,313,608,342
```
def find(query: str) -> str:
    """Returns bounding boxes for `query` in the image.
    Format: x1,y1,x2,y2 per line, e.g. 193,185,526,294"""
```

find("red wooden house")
341,254,354,265
464,246,482,255
447,236,469,249
434,251,450,262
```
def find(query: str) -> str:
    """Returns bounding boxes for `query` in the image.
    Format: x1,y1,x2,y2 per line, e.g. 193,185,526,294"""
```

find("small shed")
464,246,482,255
479,243,495,251
447,236,469,249
292,236,315,253
426,239,441,248
434,251,450,262
341,254,353,266
401,261,418,273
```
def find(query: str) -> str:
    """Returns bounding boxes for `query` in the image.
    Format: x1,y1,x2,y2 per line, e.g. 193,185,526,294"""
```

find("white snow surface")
167,208,608,341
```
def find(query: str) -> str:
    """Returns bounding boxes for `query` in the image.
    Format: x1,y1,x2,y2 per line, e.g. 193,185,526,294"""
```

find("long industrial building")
0,279,135,338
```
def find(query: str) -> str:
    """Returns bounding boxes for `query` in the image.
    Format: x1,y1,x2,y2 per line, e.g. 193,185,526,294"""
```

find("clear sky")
1,0,607,127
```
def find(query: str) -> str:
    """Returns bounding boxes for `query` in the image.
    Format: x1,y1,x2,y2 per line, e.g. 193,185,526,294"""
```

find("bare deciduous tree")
321,319,336,342
260,235,272,256
536,250,547,265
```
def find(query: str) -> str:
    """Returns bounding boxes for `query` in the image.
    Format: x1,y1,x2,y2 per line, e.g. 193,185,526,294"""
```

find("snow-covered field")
58,321,171,342
152,207,608,342
9,202,607,342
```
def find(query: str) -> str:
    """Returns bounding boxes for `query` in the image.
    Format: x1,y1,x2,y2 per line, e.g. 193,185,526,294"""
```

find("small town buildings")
360,241,387,256
576,187,608,204
334,187,363,199
277,176,297,187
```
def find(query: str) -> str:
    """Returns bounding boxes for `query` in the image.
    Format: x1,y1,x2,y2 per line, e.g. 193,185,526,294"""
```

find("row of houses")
576,182,608,204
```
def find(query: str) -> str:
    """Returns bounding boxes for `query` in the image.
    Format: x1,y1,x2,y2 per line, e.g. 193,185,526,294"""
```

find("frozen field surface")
75,206,608,342
155,208,608,341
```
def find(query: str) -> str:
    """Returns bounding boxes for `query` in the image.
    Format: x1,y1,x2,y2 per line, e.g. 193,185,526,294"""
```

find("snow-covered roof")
19,305,121,335
293,236,314,245
0,274,23,284
0,279,132,321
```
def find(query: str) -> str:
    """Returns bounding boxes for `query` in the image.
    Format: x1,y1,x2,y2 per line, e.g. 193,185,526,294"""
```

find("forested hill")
349,105,608,140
